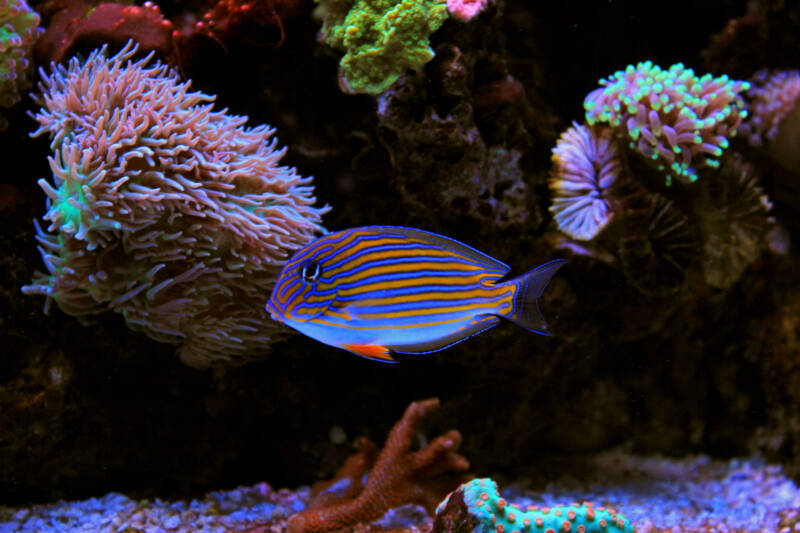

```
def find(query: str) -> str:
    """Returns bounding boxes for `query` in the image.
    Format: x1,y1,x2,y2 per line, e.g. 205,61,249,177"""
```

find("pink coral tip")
446,0,488,22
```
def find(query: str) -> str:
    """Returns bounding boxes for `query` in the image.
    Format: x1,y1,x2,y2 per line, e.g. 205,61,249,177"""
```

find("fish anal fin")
342,343,397,362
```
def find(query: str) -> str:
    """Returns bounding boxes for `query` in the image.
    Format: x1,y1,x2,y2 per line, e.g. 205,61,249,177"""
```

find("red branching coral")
35,1,174,65
287,398,470,533
35,0,313,69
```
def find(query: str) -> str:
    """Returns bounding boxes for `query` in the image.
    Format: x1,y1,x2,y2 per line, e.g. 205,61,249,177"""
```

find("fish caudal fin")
504,259,566,335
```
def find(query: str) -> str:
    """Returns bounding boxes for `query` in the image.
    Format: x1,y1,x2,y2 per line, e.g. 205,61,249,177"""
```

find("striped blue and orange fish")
266,226,565,362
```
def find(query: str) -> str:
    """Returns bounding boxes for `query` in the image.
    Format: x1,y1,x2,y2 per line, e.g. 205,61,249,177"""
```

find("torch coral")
549,122,622,241
0,0,42,130
287,398,469,532
22,42,328,367
434,478,632,533
315,0,449,95
584,61,750,185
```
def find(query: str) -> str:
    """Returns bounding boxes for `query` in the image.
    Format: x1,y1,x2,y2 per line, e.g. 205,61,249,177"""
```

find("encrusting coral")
0,0,42,130
434,478,632,533
314,0,450,95
287,398,470,532
22,41,329,367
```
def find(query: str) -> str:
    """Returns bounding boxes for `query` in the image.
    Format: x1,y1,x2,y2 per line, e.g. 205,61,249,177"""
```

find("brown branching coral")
287,398,470,533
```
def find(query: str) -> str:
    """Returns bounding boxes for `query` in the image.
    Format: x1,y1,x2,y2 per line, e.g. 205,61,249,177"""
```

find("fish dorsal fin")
364,226,511,275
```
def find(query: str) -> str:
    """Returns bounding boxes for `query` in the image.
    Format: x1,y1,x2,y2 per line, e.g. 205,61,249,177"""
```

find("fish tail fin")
502,259,566,336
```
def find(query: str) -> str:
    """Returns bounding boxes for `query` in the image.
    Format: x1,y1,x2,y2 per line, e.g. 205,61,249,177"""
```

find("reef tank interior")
2,0,800,531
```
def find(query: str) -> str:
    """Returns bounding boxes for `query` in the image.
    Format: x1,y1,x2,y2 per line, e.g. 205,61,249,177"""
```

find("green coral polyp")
316,0,449,95
53,182,86,235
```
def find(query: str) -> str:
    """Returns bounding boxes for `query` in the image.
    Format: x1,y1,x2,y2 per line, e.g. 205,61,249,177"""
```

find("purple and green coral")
584,61,749,186
436,478,632,533
315,0,449,95
0,0,42,130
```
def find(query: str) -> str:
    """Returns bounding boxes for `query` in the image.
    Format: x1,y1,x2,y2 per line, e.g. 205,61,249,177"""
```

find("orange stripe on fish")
336,273,500,297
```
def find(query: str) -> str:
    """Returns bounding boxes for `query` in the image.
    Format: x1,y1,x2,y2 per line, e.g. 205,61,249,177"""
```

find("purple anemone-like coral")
740,69,800,174
22,42,328,367
549,122,622,241
584,61,750,185
740,70,800,146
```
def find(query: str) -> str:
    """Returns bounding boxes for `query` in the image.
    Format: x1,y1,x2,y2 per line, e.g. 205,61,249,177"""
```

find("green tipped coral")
315,0,449,95
0,0,42,129
584,61,749,185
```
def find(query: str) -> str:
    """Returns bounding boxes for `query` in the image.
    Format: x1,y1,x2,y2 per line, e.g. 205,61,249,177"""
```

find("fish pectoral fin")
342,343,397,362
391,315,502,355
336,299,389,320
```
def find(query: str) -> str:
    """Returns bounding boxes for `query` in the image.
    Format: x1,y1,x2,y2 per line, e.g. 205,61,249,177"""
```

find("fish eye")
299,261,320,282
